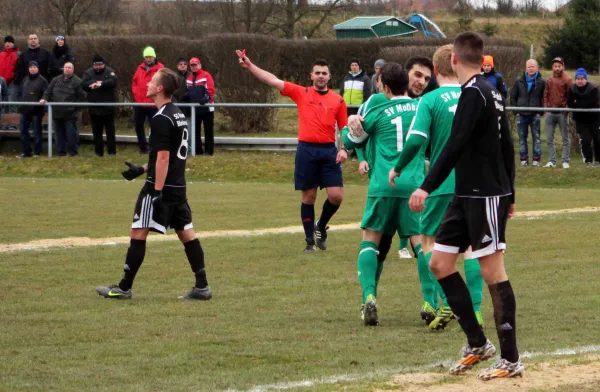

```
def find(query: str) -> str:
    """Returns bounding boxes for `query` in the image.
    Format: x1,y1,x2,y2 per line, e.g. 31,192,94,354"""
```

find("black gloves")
121,161,145,181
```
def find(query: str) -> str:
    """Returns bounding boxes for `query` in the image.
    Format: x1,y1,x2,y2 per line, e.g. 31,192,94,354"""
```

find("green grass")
1,208,599,391
1,178,600,244
2,141,600,187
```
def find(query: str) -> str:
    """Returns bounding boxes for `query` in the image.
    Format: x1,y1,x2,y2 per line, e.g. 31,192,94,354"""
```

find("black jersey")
420,74,515,202
146,102,189,204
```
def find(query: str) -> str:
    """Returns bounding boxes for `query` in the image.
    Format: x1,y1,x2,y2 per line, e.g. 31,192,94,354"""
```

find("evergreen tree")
543,0,600,71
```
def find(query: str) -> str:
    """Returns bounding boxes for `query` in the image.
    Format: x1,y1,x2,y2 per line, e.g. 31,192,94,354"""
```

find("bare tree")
265,0,351,39
496,0,514,15
521,0,541,13
0,0,38,35
45,0,97,35
220,0,278,34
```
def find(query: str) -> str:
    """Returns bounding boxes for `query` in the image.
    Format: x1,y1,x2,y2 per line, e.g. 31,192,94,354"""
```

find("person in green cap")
131,46,164,154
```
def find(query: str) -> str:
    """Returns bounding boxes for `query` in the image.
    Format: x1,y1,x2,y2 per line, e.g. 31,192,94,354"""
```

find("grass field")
1,173,600,391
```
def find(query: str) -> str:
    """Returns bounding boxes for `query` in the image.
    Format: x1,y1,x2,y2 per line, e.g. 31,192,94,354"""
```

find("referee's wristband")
340,147,348,152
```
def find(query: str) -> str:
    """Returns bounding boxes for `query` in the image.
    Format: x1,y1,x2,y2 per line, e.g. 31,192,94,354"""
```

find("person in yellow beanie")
481,54,507,99
131,46,164,153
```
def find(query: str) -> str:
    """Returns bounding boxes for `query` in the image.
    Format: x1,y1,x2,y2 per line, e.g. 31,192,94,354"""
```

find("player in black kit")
96,68,212,301
409,33,522,380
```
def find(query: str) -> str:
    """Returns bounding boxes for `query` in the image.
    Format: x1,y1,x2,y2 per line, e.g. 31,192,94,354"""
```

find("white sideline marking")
1,207,599,254
232,345,600,392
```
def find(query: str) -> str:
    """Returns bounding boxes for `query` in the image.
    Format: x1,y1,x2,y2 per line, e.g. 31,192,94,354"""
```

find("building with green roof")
333,16,417,39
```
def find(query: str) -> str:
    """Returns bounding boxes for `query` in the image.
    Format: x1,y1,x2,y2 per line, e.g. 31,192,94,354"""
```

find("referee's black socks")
318,199,340,231
184,238,208,289
301,203,315,240
119,239,146,291
489,280,519,363
438,272,487,348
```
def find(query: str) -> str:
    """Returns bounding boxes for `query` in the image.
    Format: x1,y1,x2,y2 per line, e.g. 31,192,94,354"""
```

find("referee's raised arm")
236,49,284,92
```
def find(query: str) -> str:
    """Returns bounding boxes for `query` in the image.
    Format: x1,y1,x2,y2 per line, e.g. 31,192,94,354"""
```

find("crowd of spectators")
0,34,598,165
0,34,216,158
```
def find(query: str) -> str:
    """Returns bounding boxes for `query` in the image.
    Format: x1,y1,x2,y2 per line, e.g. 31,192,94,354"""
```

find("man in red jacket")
186,57,215,155
0,36,20,115
131,46,164,153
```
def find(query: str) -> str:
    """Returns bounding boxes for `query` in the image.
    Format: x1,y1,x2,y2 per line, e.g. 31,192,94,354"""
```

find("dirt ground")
378,355,600,392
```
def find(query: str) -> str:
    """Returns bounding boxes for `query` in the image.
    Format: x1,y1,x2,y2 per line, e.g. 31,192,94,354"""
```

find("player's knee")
328,193,343,205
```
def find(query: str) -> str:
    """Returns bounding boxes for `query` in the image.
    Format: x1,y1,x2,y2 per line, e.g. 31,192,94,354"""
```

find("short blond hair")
433,44,455,77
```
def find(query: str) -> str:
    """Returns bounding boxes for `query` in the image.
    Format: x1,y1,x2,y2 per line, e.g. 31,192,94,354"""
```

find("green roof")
333,16,416,31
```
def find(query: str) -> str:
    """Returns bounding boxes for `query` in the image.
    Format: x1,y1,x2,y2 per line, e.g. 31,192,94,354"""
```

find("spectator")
40,62,86,157
17,61,47,158
82,54,118,157
510,59,545,166
339,58,371,116
131,46,164,154
0,35,20,115
567,68,600,166
543,57,573,168
186,57,215,156
47,35,75,81
371,59,385,94
173,57,189,104
15,34,51,86
481,55,507,99
0,75,7,128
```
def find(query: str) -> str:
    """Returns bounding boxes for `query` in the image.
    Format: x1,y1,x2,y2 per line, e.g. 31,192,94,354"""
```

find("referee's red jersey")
282,82,348,144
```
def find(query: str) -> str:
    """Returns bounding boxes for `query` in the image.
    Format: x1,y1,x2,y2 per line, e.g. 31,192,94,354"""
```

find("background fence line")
6,101,600,157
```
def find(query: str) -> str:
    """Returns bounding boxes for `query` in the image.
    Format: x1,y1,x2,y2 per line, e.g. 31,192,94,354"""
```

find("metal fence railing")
7,101,600,157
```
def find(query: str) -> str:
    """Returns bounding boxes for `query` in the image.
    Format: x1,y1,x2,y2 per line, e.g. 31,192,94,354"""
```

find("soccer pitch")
1,179,600,391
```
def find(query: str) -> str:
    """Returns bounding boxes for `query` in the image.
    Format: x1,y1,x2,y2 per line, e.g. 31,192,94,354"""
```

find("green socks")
416,246,436,308
357,241,378,303
464,258,484,311
399,236,409,249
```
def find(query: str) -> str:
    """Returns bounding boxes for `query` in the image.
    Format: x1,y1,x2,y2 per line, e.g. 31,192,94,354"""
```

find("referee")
236,50,348,253
96,68,212,301
409,33,522,380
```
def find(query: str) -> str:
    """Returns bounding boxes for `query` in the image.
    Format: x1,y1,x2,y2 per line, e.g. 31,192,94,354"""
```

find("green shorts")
421,194,453,236
361,196,420,237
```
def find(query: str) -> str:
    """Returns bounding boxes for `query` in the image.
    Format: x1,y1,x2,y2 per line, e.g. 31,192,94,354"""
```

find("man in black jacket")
15,34,50,86
40,61,86,156
510,59,545,166
173,57,190,118
82,54,118,156
17,61,47,158
567,68,600,166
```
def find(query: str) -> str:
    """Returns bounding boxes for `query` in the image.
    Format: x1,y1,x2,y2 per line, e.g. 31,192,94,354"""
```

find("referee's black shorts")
434,195,511,259
294,141,343,191
131,183,193,234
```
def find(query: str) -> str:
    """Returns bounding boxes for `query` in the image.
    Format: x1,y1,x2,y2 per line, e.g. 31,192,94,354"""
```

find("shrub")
13,34,525,133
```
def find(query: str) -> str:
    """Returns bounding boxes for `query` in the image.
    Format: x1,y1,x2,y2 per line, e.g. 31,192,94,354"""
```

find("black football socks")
119,239,146,291
489,280,519,362
184,238,209,289
438,272,487,348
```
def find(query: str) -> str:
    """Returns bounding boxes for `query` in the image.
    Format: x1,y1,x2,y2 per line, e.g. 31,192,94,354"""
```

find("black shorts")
131,185,193,234
294,141,343,191
434,195,511,259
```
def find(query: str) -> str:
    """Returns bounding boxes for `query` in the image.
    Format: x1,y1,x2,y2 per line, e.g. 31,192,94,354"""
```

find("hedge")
14,34,526,132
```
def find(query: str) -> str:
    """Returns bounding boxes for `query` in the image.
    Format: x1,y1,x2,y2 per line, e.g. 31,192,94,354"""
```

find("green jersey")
359,93,423,197
408,85,461,196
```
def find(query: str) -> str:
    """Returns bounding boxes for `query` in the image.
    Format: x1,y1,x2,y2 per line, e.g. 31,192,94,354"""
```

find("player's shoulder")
153,103,181,127
464,75,495,102
359,93,387,116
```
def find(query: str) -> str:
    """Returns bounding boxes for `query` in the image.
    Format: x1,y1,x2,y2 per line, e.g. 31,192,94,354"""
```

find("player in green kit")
388,45,484,330
342,63,422,326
